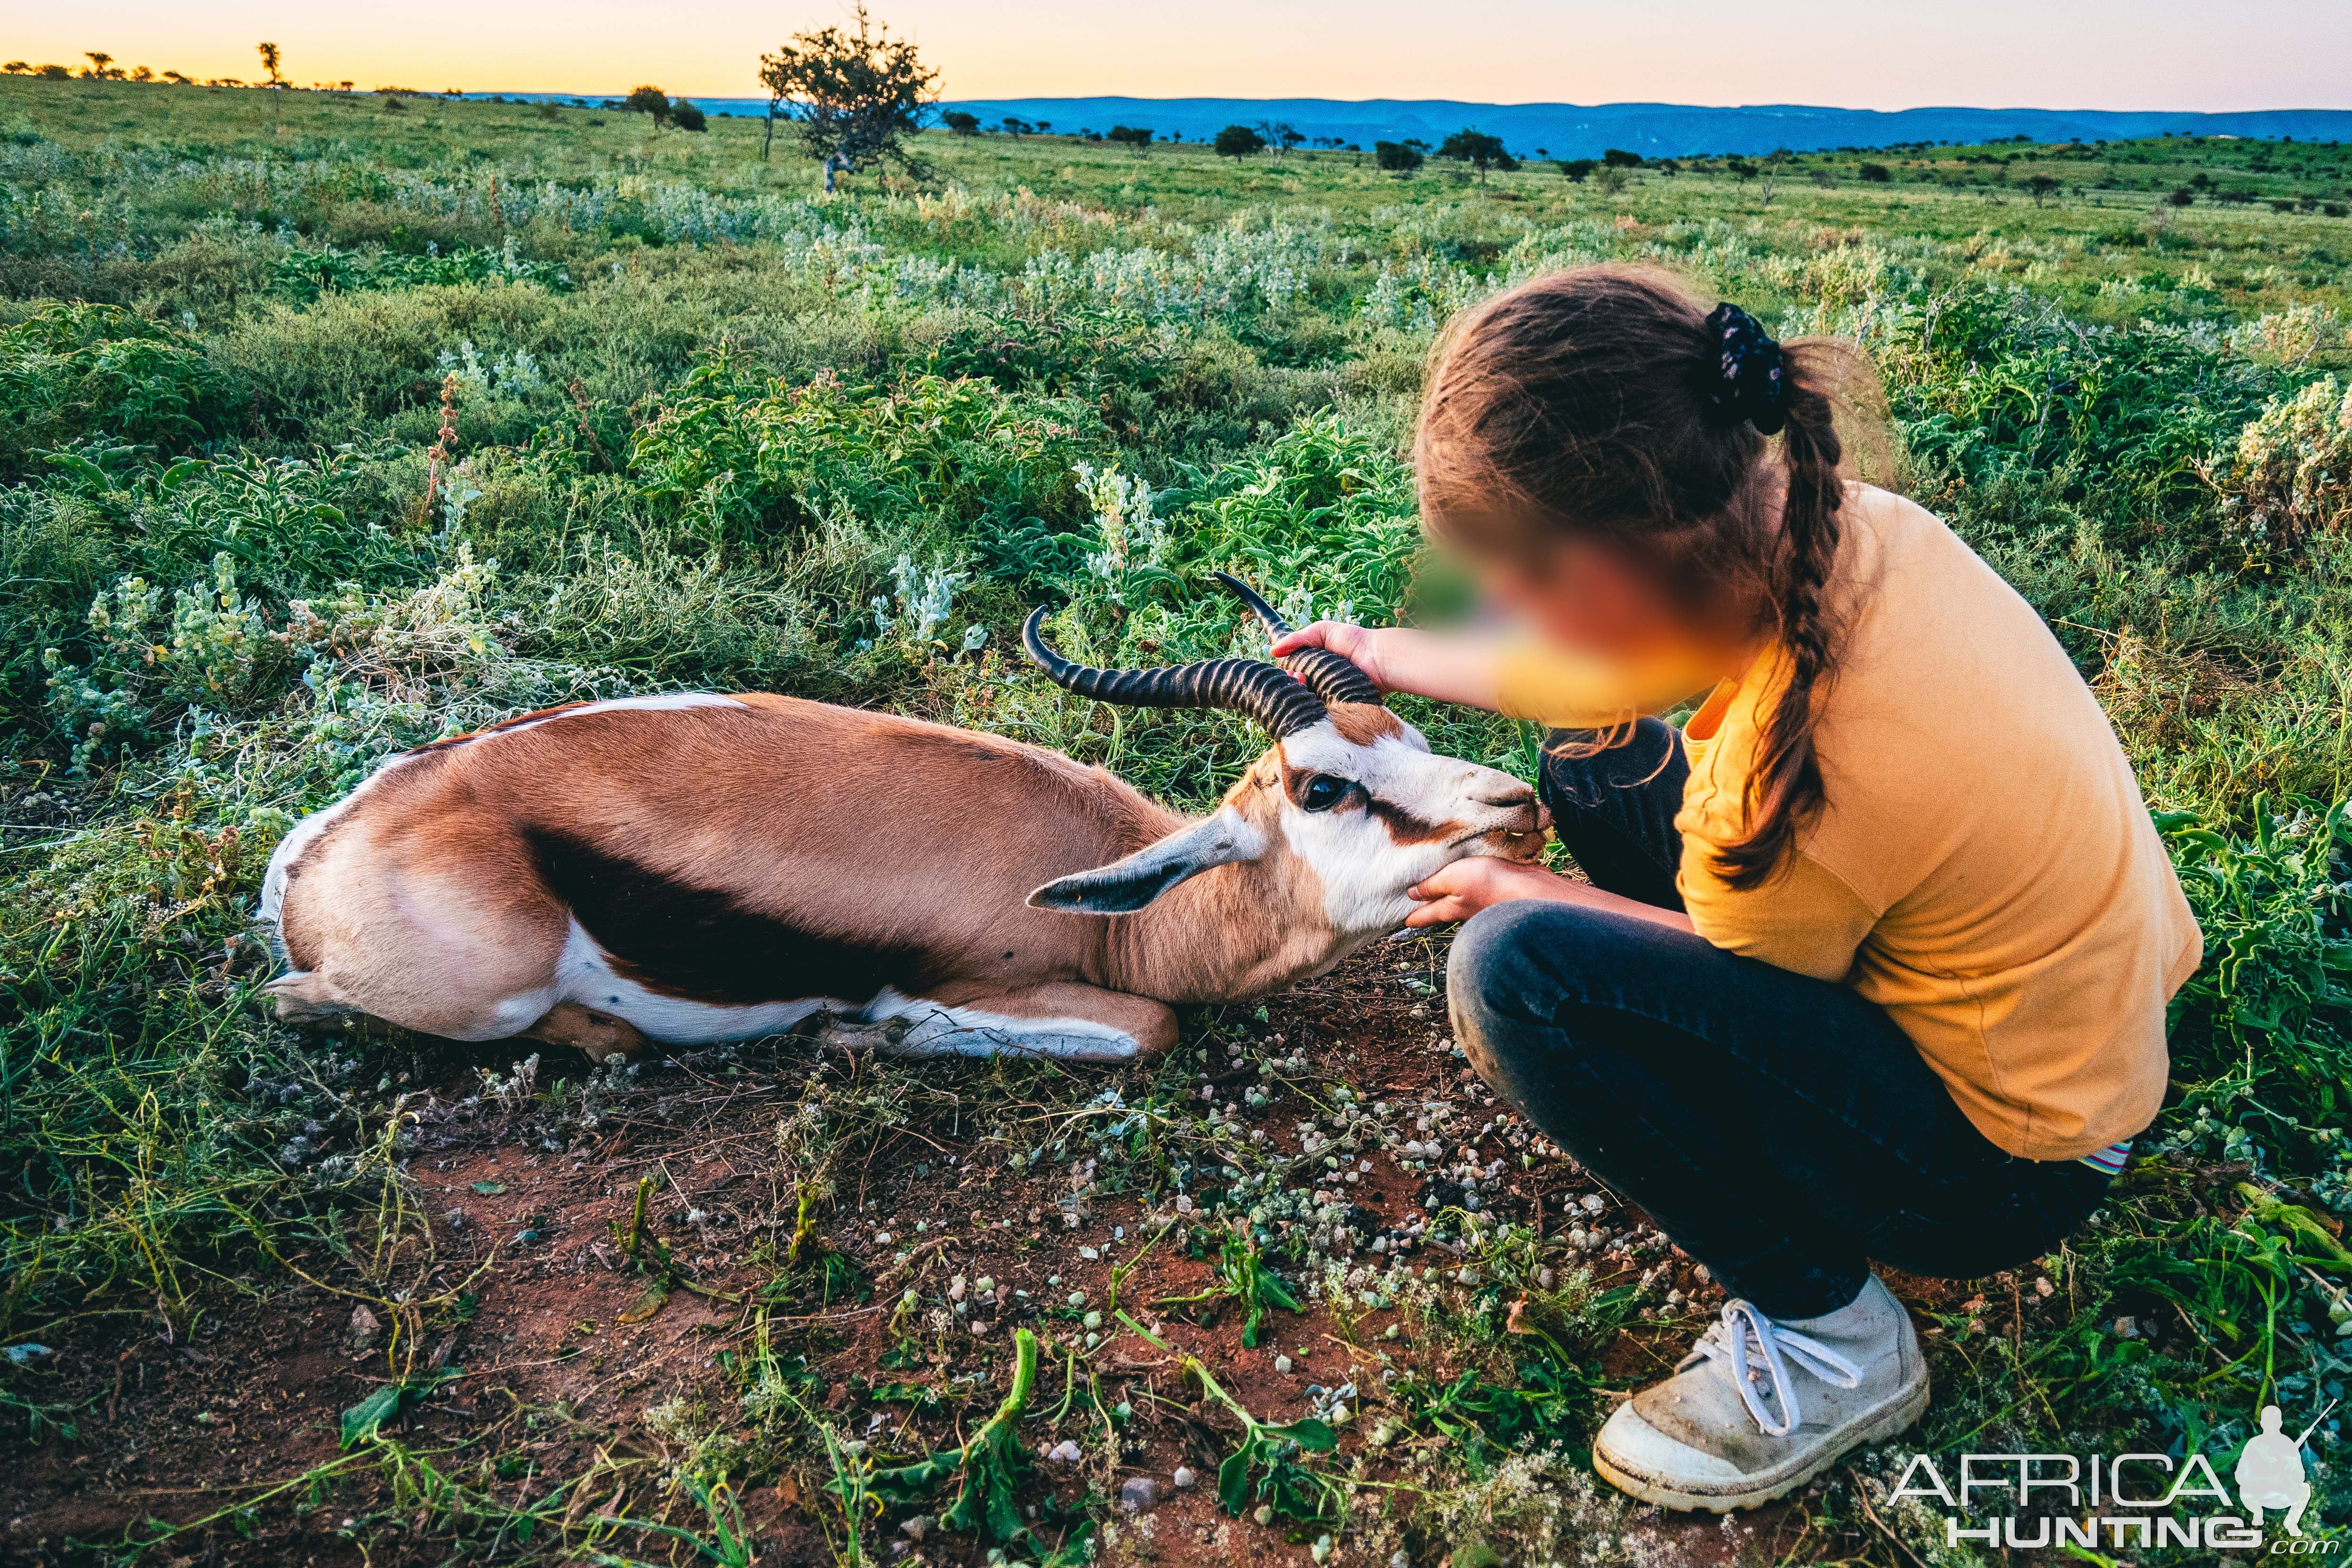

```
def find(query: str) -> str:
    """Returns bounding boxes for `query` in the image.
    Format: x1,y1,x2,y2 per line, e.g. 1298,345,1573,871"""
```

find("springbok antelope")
258,576,1546,1064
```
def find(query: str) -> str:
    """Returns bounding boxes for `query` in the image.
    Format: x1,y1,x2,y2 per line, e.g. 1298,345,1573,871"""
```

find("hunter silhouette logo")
1888,1395,2338,1550
2237,1401,2330,1536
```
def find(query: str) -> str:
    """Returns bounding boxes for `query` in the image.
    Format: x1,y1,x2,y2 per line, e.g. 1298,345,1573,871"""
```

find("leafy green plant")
627,356,1104,548
1158,1226,1302,1347
1185,1358,1339,1523
2162,798,2352,1078
858,1327,1062,1552
593,1474,754,1568
1389,1361,1587,1461
0,303,239,481
341,1367,463,1448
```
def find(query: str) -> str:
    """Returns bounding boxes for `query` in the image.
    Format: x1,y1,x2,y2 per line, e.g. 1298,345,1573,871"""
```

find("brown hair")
1416,263,1883,888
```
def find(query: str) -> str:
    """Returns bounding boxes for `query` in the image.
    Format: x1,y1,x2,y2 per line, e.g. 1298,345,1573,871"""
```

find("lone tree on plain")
1557,157,1596,182
1106,124,1153,153
1257,120,1303,159
82,52,114,80
758,5,938,193
1374,140,1424,175
941,109,979,136
1214,124,1266,158
1438,128,1515,180
624,85,673,124
256,42,283,88
2026,173,2060,206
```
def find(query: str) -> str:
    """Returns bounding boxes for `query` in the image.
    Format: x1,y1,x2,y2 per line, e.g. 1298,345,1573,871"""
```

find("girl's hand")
1404,858,1699,934
1270,622,1390,690
1403,858,1583,927
1269,624,1506,711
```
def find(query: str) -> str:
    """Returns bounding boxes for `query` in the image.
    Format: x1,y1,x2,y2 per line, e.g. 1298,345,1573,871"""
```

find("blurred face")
1466,530,1737,669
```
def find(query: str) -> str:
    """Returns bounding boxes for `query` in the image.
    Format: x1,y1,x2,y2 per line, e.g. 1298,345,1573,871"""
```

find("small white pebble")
1275,1354,1294,1373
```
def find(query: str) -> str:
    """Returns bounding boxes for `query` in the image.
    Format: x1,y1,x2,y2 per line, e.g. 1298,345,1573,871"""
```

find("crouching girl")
1276,266,2200,1511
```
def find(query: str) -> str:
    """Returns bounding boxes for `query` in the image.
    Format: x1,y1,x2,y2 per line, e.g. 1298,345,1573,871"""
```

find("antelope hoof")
814,1014,907,1055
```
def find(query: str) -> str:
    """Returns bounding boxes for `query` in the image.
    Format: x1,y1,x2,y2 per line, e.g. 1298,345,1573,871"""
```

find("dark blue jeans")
1448,720,2112,1318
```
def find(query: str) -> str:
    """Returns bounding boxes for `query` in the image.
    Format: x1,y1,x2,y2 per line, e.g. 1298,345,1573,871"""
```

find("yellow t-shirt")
1495,484,2201,1160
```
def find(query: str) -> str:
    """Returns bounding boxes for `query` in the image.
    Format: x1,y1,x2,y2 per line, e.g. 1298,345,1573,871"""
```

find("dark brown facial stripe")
527,826,930,1006
1364,795,1459,846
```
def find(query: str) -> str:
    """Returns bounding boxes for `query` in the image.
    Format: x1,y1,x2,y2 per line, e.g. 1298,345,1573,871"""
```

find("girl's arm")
1269,622,1510,710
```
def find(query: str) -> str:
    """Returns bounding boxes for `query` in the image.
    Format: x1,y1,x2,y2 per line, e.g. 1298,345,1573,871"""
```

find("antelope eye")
1298,774,1350,812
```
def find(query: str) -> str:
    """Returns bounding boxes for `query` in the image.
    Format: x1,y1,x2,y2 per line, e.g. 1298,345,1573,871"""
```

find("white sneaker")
1592,1274,1929,1512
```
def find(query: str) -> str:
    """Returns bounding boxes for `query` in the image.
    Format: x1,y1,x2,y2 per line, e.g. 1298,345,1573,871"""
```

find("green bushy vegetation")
2,73,2350,1562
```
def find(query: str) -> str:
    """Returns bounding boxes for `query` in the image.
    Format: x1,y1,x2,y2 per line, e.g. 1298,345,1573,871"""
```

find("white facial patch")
1276,719,1541,935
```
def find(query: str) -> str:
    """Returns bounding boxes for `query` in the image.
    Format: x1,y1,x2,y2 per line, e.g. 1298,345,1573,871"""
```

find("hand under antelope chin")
257,575,1548,1065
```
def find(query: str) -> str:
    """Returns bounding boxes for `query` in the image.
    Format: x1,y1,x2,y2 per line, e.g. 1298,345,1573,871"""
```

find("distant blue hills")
477,93,2352,157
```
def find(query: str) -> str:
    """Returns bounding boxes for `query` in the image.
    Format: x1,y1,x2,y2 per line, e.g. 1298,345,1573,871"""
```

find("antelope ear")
1029,811,1265,914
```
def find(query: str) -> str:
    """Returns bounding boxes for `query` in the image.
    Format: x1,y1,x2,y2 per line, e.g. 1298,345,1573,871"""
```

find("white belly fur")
551,924,1138,1060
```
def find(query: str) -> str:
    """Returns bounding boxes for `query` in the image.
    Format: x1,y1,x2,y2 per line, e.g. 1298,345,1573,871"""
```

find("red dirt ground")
0,945,1902,1568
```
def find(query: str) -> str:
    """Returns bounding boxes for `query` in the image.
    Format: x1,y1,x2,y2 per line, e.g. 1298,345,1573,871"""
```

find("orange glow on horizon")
10,0,2348,113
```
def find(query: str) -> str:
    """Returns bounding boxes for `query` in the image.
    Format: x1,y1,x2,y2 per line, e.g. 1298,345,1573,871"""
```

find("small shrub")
627,358,1106,551
2207,376,2352,559
0,304,239,481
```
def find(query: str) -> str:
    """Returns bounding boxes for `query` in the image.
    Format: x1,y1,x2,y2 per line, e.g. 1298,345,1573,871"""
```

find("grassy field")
3,73,2352,1566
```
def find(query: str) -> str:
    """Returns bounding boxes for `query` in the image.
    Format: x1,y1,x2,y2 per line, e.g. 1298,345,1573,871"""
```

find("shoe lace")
1684,1299,1861,1438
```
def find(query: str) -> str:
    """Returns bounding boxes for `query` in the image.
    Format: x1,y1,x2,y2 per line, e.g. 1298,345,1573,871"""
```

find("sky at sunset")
15,0,2351,111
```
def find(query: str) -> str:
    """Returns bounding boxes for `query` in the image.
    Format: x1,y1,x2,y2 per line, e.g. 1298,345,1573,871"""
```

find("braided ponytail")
1416,264,1884,889
1715,342,1847,886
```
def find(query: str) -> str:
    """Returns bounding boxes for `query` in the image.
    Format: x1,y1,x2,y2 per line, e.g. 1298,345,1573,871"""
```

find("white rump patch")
256,747,426,929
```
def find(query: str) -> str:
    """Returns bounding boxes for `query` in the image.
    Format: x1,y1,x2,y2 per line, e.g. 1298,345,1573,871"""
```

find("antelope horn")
1210,571,1386,708
1021,607,1329,739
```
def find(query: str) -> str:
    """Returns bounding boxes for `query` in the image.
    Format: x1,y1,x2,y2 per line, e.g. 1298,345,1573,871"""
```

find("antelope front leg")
830,982,1177,1062
525,1001,650,1065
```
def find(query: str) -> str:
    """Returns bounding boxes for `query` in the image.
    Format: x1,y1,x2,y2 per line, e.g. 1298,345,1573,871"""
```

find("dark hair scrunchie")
1698,302,1787,436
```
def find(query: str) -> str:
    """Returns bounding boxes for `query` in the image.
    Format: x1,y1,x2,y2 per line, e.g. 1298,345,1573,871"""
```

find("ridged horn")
1021,607,1329,739
1209,571,1386,708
